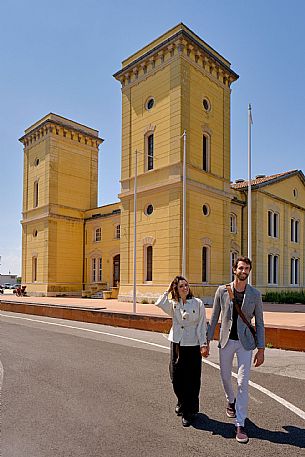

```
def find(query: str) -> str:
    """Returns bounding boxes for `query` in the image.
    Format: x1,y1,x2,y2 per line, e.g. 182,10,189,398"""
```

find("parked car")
3,283,11,289
11,284,20,289
0,285,3,294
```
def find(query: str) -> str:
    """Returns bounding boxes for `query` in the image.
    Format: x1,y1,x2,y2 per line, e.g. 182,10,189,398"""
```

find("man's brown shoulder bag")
225,284,258,347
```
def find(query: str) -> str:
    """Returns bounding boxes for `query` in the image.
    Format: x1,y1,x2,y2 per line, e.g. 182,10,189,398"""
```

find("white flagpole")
248,104,252,284
182,130,186,277
133,150,138,313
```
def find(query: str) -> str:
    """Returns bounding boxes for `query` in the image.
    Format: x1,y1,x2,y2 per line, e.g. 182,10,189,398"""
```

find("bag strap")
225,284,257,341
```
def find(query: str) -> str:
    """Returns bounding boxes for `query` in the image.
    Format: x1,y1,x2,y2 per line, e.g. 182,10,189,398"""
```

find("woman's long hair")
168,275,193,302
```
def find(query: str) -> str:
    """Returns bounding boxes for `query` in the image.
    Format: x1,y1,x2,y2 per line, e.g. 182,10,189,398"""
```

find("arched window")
202,134,210,172
146,133,154,171
33,181,39,208
95,227,102,242
291,218,300,243
267,210,279,238
202,246,209,283
145,245,153,281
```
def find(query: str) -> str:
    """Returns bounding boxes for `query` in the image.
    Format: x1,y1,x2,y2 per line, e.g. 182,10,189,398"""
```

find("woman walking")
156,276,209,427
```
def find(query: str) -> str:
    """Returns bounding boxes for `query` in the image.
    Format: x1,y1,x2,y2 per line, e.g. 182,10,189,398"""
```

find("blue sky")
1,0,304,275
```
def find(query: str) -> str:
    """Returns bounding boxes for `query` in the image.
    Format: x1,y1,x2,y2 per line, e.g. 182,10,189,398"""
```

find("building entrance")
113,254,120,286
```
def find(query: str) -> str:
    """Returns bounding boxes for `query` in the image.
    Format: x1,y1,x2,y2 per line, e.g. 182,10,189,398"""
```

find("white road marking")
249,394,262,404
0,314,168,350
1,313,305,422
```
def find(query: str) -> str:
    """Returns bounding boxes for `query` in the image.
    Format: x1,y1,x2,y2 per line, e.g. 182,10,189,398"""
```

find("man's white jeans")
219,339,252,427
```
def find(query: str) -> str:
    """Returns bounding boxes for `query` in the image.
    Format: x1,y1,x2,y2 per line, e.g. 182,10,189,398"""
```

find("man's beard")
235,271,249,281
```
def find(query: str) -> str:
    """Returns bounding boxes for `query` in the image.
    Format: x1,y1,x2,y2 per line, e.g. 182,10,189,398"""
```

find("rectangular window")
92,258,96,282
230,251,237,281
290,258,299,285
202,247,208,282
116,225,120,239
268,254,278,284
230,214,237,233
147,134,154,171
203,135,208,171
273,255,278,284
32,256,37,282
295,258,299,285
98,257,102,282
291,219,294,242
146,246,153,281
268,254,272,284
268,211,272,236
295,220,299,242
33,181,39,208
273,213,279,238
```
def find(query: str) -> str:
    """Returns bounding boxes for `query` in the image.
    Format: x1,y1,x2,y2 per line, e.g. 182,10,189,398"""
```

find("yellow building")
231,171,305,294
19,24,305,300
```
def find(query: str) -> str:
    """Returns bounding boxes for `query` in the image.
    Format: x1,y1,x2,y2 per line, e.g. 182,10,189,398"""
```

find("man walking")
208,256,265,443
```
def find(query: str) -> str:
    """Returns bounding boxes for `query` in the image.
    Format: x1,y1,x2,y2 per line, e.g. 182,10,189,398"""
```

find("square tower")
19,113,103,296
114,23,238,301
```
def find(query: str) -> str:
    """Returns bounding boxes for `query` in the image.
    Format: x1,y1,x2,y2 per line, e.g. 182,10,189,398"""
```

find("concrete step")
90,292,104,299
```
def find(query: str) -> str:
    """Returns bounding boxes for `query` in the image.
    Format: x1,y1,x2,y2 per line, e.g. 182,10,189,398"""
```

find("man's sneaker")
226,400,236,418
235,426,249,443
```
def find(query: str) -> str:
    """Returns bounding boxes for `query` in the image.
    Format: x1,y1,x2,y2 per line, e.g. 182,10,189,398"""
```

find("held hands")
253,348,265,367
200,344,209,358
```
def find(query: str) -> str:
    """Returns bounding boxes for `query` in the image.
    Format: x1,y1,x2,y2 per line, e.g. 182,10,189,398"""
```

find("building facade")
19,24,305,300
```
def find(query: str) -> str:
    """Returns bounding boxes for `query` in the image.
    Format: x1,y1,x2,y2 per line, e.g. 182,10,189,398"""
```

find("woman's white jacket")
156,292,207,347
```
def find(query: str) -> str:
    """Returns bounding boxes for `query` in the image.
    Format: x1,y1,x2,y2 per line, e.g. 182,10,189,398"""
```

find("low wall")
0,300,304,352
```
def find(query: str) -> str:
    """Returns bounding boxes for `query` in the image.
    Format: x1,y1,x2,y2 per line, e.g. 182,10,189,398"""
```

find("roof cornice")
113,28,238,89
19,116,103,148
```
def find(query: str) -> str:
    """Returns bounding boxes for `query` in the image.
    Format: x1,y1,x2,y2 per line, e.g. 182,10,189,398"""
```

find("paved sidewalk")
1,292,305,330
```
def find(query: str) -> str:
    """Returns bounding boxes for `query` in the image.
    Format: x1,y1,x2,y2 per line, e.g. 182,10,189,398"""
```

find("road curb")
0,300,304,351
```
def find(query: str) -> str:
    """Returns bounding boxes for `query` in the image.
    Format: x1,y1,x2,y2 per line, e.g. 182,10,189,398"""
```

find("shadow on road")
192,413,235,438
193,414,305,448
246,419,305,448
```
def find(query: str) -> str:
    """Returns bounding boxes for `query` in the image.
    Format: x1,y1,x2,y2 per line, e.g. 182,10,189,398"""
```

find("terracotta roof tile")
231,170,299,190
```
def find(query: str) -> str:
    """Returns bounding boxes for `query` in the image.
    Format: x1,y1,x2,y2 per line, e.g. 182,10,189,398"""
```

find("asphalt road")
0,311,304,457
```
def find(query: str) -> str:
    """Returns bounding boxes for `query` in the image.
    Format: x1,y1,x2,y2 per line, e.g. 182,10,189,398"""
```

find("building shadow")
192,414,305,448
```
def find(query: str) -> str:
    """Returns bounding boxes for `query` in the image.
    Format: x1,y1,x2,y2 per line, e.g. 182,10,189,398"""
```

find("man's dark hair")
232,256,252,272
